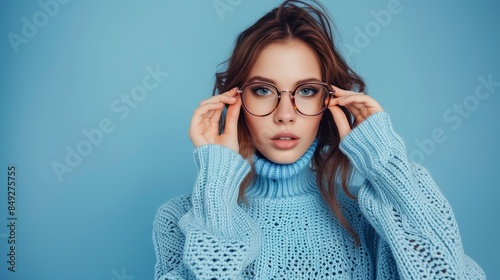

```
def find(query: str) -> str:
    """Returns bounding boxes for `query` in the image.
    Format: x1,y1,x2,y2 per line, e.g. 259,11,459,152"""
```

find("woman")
153,1,485,279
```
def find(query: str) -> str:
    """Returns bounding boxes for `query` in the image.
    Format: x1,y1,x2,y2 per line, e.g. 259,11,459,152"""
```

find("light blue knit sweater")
152,112,485,279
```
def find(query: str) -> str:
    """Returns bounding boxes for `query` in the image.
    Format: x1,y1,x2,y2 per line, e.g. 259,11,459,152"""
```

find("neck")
245,140,319,199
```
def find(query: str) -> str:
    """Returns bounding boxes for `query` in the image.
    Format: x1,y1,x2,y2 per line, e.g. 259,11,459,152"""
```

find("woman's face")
243,40,323,164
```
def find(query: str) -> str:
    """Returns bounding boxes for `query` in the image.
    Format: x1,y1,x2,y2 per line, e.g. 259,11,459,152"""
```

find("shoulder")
153,194,192,232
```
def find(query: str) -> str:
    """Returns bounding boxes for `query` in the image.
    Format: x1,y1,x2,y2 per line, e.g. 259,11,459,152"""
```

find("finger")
190,102,224,129
202,105,224,132
328,95,363,110
209,107,223,129
223,93,242,136
199,88,238,106
199,95,236,107
194,102,225,117
225,87,239,97
338,95,384,126
204,89,239,132
328,105,351,139
343,104,361,118
189,103,225,146
327,95,339,106
337,95,383,113
331,85,364,97
328,97,357,115
337,93,374,105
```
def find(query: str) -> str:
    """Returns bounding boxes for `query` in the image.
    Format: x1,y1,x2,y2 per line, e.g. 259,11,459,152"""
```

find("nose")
273,91,297,124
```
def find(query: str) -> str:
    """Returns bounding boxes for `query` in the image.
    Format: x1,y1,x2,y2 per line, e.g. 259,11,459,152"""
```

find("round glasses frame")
237,81,335,117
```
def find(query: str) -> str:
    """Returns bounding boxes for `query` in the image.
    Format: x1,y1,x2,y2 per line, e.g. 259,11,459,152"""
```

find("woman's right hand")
188,87,242,153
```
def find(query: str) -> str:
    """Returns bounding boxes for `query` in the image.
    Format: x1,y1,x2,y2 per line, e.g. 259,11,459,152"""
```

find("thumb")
328,105,351,139
223,92,242,137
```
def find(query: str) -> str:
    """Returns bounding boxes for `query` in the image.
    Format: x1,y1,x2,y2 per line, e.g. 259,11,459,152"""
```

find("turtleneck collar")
245,140,319,199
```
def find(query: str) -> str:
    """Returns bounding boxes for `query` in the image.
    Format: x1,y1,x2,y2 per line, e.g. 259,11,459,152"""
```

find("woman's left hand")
328,86,384,139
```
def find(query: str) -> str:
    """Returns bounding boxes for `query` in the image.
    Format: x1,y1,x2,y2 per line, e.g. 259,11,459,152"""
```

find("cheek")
315,117,322,131
245,115,273,147
244,115,264,145
306,116,322,135
247,119,273,146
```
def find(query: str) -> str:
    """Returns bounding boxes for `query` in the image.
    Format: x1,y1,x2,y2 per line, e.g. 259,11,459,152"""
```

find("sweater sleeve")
154,144,262,279
339,112,485,279
153,194,194,279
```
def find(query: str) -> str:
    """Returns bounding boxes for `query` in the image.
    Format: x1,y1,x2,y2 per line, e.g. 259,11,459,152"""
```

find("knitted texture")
152,112,485,279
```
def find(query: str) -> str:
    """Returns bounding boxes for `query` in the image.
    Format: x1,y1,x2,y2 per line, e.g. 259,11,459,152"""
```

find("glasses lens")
242,83,278,116
294,84,329,115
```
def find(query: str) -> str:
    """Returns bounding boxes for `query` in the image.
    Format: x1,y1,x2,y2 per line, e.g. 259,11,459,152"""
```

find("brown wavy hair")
213,0,365,244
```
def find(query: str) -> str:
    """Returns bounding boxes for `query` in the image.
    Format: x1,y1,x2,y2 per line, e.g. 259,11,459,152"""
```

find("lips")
271,132,299,150
271,132,299,140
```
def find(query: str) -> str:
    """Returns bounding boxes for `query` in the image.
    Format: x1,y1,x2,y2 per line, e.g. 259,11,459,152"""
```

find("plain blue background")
1,0,499,279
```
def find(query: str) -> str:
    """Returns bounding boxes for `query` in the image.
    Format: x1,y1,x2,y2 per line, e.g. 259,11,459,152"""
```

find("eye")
251,86,274,96
298,86,319,97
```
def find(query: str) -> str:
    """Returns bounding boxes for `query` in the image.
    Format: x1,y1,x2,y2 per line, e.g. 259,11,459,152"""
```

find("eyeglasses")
237,81,334,117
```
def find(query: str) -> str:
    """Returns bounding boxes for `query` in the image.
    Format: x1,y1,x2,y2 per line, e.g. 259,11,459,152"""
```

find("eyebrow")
245,76,322,86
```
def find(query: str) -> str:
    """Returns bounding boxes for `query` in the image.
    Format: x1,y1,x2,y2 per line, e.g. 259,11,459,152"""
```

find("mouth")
271,132,299,140
271,133,300,150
